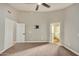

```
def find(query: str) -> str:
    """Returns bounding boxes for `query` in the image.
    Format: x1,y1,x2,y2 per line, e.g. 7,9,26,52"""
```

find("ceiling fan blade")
42,3,50,8
35,5,39,11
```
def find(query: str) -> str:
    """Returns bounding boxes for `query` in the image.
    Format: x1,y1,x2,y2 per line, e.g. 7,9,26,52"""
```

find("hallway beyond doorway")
50,23,60,45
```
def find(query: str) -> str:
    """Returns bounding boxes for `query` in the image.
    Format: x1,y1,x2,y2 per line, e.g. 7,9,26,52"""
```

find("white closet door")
4,18,15,50
16,23,25,42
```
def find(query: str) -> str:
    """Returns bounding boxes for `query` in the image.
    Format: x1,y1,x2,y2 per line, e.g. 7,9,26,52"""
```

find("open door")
50,23,60,45
16,23,25,43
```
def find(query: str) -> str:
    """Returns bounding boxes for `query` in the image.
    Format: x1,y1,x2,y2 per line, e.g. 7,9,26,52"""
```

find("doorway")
4,18,16,50
50,23,60,45
16,23,26,43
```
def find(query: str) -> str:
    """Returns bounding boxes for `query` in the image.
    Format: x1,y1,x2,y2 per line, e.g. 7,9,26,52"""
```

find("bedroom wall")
17,9,65,42
17,12,48,42
0,7,5,51
0,4,17,51
64,3,79,53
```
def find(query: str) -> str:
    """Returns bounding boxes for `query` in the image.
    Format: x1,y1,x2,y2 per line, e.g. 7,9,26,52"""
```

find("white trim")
0,41,48,54
63,44,79,56
16,41,49,43
0,44,14,54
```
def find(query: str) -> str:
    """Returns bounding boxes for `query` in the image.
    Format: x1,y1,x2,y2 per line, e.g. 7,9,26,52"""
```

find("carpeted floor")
0,43,77,56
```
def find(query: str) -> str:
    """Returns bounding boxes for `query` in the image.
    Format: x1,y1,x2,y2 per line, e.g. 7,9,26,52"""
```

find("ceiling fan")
35,3,50,11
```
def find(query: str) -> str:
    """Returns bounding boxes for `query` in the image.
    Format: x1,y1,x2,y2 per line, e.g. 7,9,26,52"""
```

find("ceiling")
9,3,72,12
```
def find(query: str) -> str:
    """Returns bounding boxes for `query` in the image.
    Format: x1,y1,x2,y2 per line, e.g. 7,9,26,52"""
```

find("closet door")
16,23,25,42
4,18,15,50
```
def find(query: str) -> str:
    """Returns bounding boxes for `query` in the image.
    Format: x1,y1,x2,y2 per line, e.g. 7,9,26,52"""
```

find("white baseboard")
0,44,15,54
16,41,49,43
0,48,7,54
0,41,48,54
63,44,79,56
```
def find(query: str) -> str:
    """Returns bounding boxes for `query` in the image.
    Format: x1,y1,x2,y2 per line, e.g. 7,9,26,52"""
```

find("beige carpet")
0,43,77,56
9,44,59,56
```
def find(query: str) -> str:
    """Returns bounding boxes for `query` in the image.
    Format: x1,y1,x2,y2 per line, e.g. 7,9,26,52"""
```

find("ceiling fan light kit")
35,3,50,11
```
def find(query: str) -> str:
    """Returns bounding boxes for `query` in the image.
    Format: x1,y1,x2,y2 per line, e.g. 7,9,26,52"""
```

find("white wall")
17,12,49,42
64,4,79,53
0,4,17,51
17,10,65,42
0,8,5,51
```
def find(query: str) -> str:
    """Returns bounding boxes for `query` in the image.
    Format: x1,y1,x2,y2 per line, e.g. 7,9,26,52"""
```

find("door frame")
49,22,61,44
16,23,26,43
4,18,16,51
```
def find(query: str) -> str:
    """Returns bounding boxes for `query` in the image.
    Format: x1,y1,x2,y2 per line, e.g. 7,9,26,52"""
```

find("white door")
16,23,25,42
50,24,54,43
4,18,15,50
